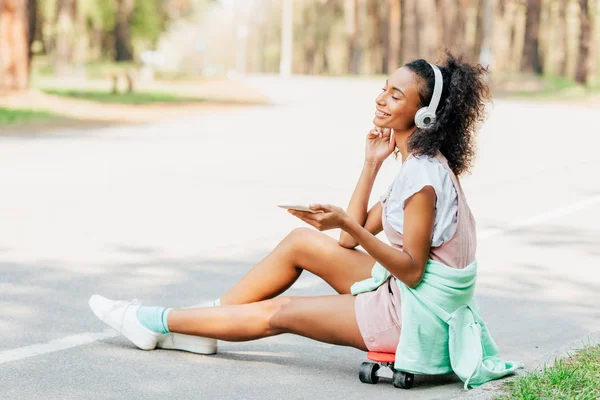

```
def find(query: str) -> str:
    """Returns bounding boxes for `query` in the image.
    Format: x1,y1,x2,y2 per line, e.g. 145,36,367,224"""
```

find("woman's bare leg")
168,295,368,351
219,228,376,306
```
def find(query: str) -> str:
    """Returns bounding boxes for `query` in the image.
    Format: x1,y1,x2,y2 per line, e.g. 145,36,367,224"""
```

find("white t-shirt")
384,155,458,247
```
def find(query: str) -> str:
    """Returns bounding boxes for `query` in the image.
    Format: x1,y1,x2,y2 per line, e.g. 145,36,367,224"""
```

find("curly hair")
398,51,491,176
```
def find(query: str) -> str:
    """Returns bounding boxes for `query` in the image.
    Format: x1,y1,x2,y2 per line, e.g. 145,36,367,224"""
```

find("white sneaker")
156,300,218,355
88,294,160,351
156,333,217,355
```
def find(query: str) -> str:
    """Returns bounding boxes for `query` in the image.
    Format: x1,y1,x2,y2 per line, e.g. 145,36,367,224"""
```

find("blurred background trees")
0,0,598,91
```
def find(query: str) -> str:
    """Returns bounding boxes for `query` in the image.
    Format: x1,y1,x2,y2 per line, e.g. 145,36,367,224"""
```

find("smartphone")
277,204,324,213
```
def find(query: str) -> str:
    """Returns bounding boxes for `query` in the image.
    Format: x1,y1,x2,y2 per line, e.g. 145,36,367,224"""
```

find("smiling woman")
374,53,490,176
88,51,521,390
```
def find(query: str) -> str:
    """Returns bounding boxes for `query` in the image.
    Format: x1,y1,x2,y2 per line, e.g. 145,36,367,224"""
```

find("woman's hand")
287,204,351,232
365,127,396,163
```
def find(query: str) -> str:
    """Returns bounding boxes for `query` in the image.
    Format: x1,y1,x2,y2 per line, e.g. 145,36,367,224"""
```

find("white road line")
0,329,117,365
292,194,600,290
478,194,600,240
1,194,599,366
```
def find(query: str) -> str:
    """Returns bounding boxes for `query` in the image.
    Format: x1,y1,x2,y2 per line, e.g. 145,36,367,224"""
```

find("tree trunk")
387,0,401,72
453,0,468,53
380,1,390,74
115,0,134,62
433,0,466,54
54,0,76,76
0,0,29,90
473,0,484,61
521,0,543,74
434,0,444,54
413,0,420,58
556,0,568,76
345,0,361,74
315,0,336,74
357,0,367,72
302,4,316,74
401,0,417,63
367,0,385,73
27,0,35,70
509,2,519,68
418,0,437,61
575,0,592,84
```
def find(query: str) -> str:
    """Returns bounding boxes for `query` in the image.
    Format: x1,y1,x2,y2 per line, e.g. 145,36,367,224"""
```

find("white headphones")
414,62,443,129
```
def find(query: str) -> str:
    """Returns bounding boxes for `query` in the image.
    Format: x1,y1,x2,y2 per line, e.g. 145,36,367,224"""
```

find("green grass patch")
0,108,58,124
43,89,208,105
83,61,137,80
30,58,136,80
496,72,600,101
495,343,600,400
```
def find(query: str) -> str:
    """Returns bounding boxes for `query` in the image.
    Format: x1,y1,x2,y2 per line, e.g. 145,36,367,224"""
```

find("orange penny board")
367,351,396,363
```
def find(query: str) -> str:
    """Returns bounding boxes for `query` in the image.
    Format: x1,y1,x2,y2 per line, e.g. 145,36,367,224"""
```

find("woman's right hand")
365,127,396,164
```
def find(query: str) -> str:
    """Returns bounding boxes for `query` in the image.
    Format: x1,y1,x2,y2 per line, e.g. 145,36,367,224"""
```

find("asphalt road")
0,74,599,399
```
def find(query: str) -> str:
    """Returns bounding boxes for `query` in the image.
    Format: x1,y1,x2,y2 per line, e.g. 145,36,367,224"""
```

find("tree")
556,0,569,76
0,0,29,90
301,2,316,74
387,0,401,72
367,0,386,74
344,0,361,74
132,0,165,51
54,0,77,75
575,0,592,84
115,0,134,61
521,0,543,74
472,0,484,61
401,0,418,63
27,0,36,70
432,0,466,57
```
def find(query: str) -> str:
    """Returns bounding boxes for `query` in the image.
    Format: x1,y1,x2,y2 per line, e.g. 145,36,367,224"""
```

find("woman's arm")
339,202,383,249
342,186,436,287
339,161,384,248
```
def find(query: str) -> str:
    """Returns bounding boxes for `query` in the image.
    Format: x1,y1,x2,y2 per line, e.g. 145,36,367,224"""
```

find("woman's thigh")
287,228,376,294
268,294,368,351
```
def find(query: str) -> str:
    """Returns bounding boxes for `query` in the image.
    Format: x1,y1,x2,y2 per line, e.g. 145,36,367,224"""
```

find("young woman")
89,53,520,386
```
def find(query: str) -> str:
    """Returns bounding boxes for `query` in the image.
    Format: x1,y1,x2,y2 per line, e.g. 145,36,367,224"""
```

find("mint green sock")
136,306,172,334
213,298,221,307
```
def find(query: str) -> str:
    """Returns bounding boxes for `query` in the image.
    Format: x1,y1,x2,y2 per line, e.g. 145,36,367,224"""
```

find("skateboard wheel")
392,370,414,389
358,362,380,384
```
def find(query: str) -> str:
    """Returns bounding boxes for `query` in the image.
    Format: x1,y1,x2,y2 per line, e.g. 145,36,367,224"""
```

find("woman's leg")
168,294,368,351
219,228,376,306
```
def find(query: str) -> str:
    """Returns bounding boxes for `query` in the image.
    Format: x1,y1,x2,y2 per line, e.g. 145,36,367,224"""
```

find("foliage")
132,0,166,46
0,108,58,124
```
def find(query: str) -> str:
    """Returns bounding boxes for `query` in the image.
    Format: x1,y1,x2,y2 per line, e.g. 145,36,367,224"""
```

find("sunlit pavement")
0,74,598,399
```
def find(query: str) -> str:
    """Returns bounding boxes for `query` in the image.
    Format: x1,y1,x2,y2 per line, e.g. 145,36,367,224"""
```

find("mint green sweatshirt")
351,259,524,389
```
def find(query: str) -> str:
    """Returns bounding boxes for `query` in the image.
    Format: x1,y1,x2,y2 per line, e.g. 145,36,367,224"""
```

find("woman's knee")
281,227,327,260
284,227,319,247
265,296,295,333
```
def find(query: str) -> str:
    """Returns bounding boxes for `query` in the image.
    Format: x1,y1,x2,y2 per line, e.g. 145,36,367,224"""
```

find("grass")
31,58,137,80
495,343,600,400
43,89,209,105
30,58,225,81
0,108,58,124
496,73,600,101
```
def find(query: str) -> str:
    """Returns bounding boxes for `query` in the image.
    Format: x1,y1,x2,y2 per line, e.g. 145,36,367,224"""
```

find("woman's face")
374,66,422,131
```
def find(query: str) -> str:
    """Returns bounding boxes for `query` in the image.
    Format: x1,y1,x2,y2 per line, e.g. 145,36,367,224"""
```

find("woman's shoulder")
387,153,456,204
399,153,447,182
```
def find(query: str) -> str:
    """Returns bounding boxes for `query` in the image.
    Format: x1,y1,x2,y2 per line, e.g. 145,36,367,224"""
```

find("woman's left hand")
287,204,350,232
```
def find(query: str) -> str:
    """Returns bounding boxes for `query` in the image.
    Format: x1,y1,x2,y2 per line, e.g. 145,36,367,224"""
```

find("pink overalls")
354,153,478,352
